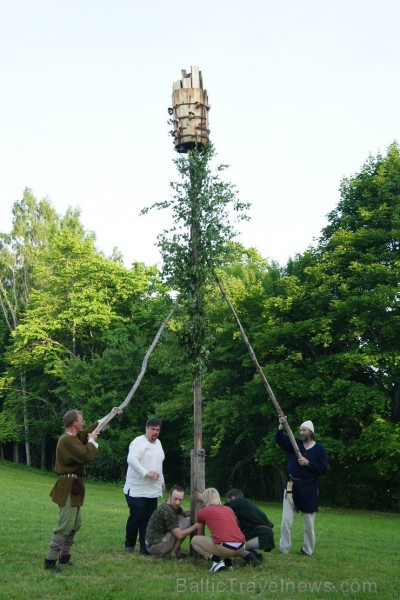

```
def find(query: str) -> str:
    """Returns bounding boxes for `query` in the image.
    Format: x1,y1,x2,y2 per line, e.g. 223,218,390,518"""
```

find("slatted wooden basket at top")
169,66,210,153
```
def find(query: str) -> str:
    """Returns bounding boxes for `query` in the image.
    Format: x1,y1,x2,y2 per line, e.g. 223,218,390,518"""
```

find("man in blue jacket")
275,416,328,556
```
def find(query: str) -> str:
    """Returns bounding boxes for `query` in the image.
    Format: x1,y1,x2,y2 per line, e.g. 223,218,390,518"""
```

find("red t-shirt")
197,505,245,544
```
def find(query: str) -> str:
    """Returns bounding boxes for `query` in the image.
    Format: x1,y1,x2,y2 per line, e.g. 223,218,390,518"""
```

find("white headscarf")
300,420,314,433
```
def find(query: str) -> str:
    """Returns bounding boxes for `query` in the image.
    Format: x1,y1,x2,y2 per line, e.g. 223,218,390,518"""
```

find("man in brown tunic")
44,409,100,572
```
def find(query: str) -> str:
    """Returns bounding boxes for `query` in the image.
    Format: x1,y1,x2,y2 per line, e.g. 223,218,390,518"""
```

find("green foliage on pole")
142,142,249,376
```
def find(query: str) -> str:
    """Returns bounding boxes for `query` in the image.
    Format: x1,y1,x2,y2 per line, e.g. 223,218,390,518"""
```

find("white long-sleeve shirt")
123,434,165,498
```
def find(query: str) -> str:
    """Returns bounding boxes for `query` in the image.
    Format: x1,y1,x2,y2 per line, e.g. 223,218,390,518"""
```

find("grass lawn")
0,460,399,599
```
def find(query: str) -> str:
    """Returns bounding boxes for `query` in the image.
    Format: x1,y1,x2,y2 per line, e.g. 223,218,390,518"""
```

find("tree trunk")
13,442,19,463
190,378,205,557
20,372,31,467
191,377,205,520
190,447,205,514
391,383,400,421
40,437,46,470
189,156,206,553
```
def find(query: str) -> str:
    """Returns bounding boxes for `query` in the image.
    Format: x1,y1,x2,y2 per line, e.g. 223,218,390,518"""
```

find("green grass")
0,460,399,599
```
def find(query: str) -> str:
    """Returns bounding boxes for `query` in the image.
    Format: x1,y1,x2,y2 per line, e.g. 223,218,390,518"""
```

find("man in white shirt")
123,418,165,554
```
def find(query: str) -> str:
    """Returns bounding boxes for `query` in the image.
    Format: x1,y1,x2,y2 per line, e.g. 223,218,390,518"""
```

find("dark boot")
59,554,74,565
60,533,75,565
44,559,62,573
244,551,261,567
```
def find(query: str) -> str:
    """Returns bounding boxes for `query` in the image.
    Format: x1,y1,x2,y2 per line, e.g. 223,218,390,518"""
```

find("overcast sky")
1,0,399,267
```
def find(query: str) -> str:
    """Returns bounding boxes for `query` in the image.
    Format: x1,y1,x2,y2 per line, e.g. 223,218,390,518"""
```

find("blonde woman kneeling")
192,488,260,572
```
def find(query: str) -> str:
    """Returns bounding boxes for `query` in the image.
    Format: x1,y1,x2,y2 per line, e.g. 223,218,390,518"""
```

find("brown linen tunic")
50,422,98,507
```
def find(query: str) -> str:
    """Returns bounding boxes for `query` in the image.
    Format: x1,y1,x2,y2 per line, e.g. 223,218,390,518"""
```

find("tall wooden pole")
191,380,205,524
189,161,206,526
170,66,208,533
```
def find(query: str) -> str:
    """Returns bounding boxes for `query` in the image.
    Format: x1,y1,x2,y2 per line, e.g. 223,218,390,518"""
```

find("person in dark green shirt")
225,488,275,560
145,485,199,557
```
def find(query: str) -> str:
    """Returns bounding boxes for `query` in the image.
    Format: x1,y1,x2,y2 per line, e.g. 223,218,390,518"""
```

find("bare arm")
170,522,199,540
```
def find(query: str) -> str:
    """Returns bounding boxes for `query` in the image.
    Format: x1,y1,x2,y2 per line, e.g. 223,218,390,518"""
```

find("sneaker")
124,546,135,554
209,560,226,572
224,558,233,570
244,552,261,567
300,548,311,556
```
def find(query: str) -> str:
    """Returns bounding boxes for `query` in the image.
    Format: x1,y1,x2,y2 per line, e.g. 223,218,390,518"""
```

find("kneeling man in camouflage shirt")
145,485,199,557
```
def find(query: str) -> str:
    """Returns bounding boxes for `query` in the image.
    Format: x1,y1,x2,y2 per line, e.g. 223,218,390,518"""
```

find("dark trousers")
125,495,158,552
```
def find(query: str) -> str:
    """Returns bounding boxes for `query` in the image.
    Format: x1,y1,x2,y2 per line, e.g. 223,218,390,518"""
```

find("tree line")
1,143,399,511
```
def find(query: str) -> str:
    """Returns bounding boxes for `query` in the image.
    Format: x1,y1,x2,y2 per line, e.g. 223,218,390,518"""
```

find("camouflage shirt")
146,502,183,545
